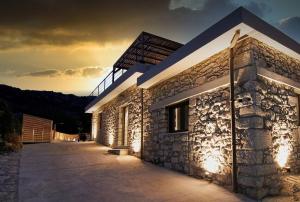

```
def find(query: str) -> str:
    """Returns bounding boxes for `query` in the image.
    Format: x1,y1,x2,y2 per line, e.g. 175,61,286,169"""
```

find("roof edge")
85,64,150,113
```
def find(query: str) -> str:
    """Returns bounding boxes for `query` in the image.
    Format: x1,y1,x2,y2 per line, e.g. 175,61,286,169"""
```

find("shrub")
0,99,22,152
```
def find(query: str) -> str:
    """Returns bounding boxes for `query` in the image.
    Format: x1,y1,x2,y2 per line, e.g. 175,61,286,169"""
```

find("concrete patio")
19,142,253,202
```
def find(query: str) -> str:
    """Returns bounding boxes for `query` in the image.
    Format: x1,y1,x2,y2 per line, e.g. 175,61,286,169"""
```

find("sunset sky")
0,0,299,96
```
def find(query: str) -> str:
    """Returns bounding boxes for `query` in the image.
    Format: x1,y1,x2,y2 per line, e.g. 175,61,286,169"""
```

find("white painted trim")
85,72,143,113
138,23,253,89
257,67,300,90
150,76,230,111
137,8,300,89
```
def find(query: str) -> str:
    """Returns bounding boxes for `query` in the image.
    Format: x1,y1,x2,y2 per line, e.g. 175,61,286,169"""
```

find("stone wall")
252,39,300,82
91,37,300,199
142,37,300,199
189,88,232,185
92,85,143,157
144,107,190,173
143,38,253,181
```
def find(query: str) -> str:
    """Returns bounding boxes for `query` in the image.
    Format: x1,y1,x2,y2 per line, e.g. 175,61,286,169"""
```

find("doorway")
121,105,129,146
97,113,103,144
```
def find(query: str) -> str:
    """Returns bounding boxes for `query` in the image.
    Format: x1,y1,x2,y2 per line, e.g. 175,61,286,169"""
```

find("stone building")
85,7,300,199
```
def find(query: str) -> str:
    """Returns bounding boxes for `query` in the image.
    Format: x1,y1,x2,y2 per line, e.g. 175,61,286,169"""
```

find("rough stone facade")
189,88,232,185
92,37,300,199
92,85,143,157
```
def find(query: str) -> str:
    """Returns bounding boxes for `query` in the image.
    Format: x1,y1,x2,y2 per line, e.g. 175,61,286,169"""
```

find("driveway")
19,142,252,202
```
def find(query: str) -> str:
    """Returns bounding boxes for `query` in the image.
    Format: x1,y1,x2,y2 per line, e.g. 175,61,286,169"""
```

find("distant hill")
0,84,95,134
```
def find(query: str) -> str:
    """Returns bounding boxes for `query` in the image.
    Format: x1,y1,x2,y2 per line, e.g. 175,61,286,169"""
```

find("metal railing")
89,68,127,96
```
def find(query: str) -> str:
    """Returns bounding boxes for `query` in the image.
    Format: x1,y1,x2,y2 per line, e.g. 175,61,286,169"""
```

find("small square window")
167,100,189,133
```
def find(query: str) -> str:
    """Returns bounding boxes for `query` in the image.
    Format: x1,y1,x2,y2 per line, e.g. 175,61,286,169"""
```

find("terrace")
89,32,183,97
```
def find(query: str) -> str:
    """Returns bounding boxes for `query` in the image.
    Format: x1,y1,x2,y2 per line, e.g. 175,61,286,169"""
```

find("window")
167,100,189,133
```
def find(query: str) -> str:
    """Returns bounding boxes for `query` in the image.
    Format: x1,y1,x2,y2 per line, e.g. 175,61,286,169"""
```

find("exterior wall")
91,37,300,199
143,39,251,181
92,85,143,157
189,88,232,185
142,37,300,199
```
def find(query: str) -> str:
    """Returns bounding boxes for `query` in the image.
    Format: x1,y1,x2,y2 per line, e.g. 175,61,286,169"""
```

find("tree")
0,99,13,141
0,99,21,151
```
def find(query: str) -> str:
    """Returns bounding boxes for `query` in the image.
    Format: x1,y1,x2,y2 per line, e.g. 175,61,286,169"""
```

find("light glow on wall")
203,148,222,173
272,122,291,168
108,133,114,145
131,129,141,153
92,121,97,140
275,138,290,168
132,139,141,153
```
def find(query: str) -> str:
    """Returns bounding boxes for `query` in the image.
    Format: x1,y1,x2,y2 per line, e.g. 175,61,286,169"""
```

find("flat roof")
85,64,149,113
137,7,300,88
86,7,300,113
113,32,183,70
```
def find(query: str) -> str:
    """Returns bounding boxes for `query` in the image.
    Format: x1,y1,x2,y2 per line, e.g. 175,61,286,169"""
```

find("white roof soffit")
137,7,300,89
85,65,148,113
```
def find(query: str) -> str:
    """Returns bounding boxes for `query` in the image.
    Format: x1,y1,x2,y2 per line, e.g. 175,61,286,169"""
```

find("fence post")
42,128,44,142
32,129,35,143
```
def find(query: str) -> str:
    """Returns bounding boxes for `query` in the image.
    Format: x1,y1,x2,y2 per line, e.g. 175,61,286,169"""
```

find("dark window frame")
167,100,189,133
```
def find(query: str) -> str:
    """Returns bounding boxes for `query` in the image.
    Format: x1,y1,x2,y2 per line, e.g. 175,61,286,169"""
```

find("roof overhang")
137,7,300,89
85,64,150,113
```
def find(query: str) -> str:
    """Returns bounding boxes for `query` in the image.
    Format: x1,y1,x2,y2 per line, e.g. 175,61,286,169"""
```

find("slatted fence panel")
21,114,53,143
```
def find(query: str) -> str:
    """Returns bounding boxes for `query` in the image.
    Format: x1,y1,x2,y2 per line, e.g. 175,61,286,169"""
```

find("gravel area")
0,151,20,202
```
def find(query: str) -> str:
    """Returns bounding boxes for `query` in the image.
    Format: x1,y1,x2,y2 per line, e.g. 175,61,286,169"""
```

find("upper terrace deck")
89,32,183,97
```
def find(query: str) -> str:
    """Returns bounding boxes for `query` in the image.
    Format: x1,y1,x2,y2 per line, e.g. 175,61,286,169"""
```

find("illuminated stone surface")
91,37,300,199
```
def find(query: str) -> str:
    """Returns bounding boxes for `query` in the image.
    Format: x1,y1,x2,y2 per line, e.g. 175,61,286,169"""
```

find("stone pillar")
234,51,280,199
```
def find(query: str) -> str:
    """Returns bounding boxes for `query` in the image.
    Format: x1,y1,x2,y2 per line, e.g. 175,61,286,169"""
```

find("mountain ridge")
0,84,94,134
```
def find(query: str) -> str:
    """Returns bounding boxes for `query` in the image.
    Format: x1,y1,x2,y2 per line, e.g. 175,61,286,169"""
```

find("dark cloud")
279,16,300,42
64,69,79,76
243,1,271,18
18,67,104,78
20,69,61,77
0,0,270,49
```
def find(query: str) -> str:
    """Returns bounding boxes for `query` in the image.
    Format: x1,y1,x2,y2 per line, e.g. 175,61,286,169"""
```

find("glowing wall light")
275,138,289,168
92,122,97,140
131,129,141,153
132,139,141,153
108,133,114,146
203,148,222,173
272,121,291,168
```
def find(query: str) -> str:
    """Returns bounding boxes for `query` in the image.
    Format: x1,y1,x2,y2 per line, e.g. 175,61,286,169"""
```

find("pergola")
112,31,183,82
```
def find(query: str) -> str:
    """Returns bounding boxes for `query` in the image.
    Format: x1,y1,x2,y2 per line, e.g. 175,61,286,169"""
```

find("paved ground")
0,151,20,202
19,142,253,202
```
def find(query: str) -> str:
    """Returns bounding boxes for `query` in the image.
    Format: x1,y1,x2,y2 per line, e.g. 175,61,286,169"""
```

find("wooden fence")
53,132,79,142
21,114,53,143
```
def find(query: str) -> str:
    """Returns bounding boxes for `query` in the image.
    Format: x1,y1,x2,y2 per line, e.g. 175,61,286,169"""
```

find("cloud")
243,1,270,17
279,16,300,42
20,69,61,77
64,69,79,76
82,67,104,78
18,66,105,78
0,0,270,49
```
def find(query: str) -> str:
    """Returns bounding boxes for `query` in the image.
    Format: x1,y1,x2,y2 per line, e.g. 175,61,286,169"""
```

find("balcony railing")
89,68,127,97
